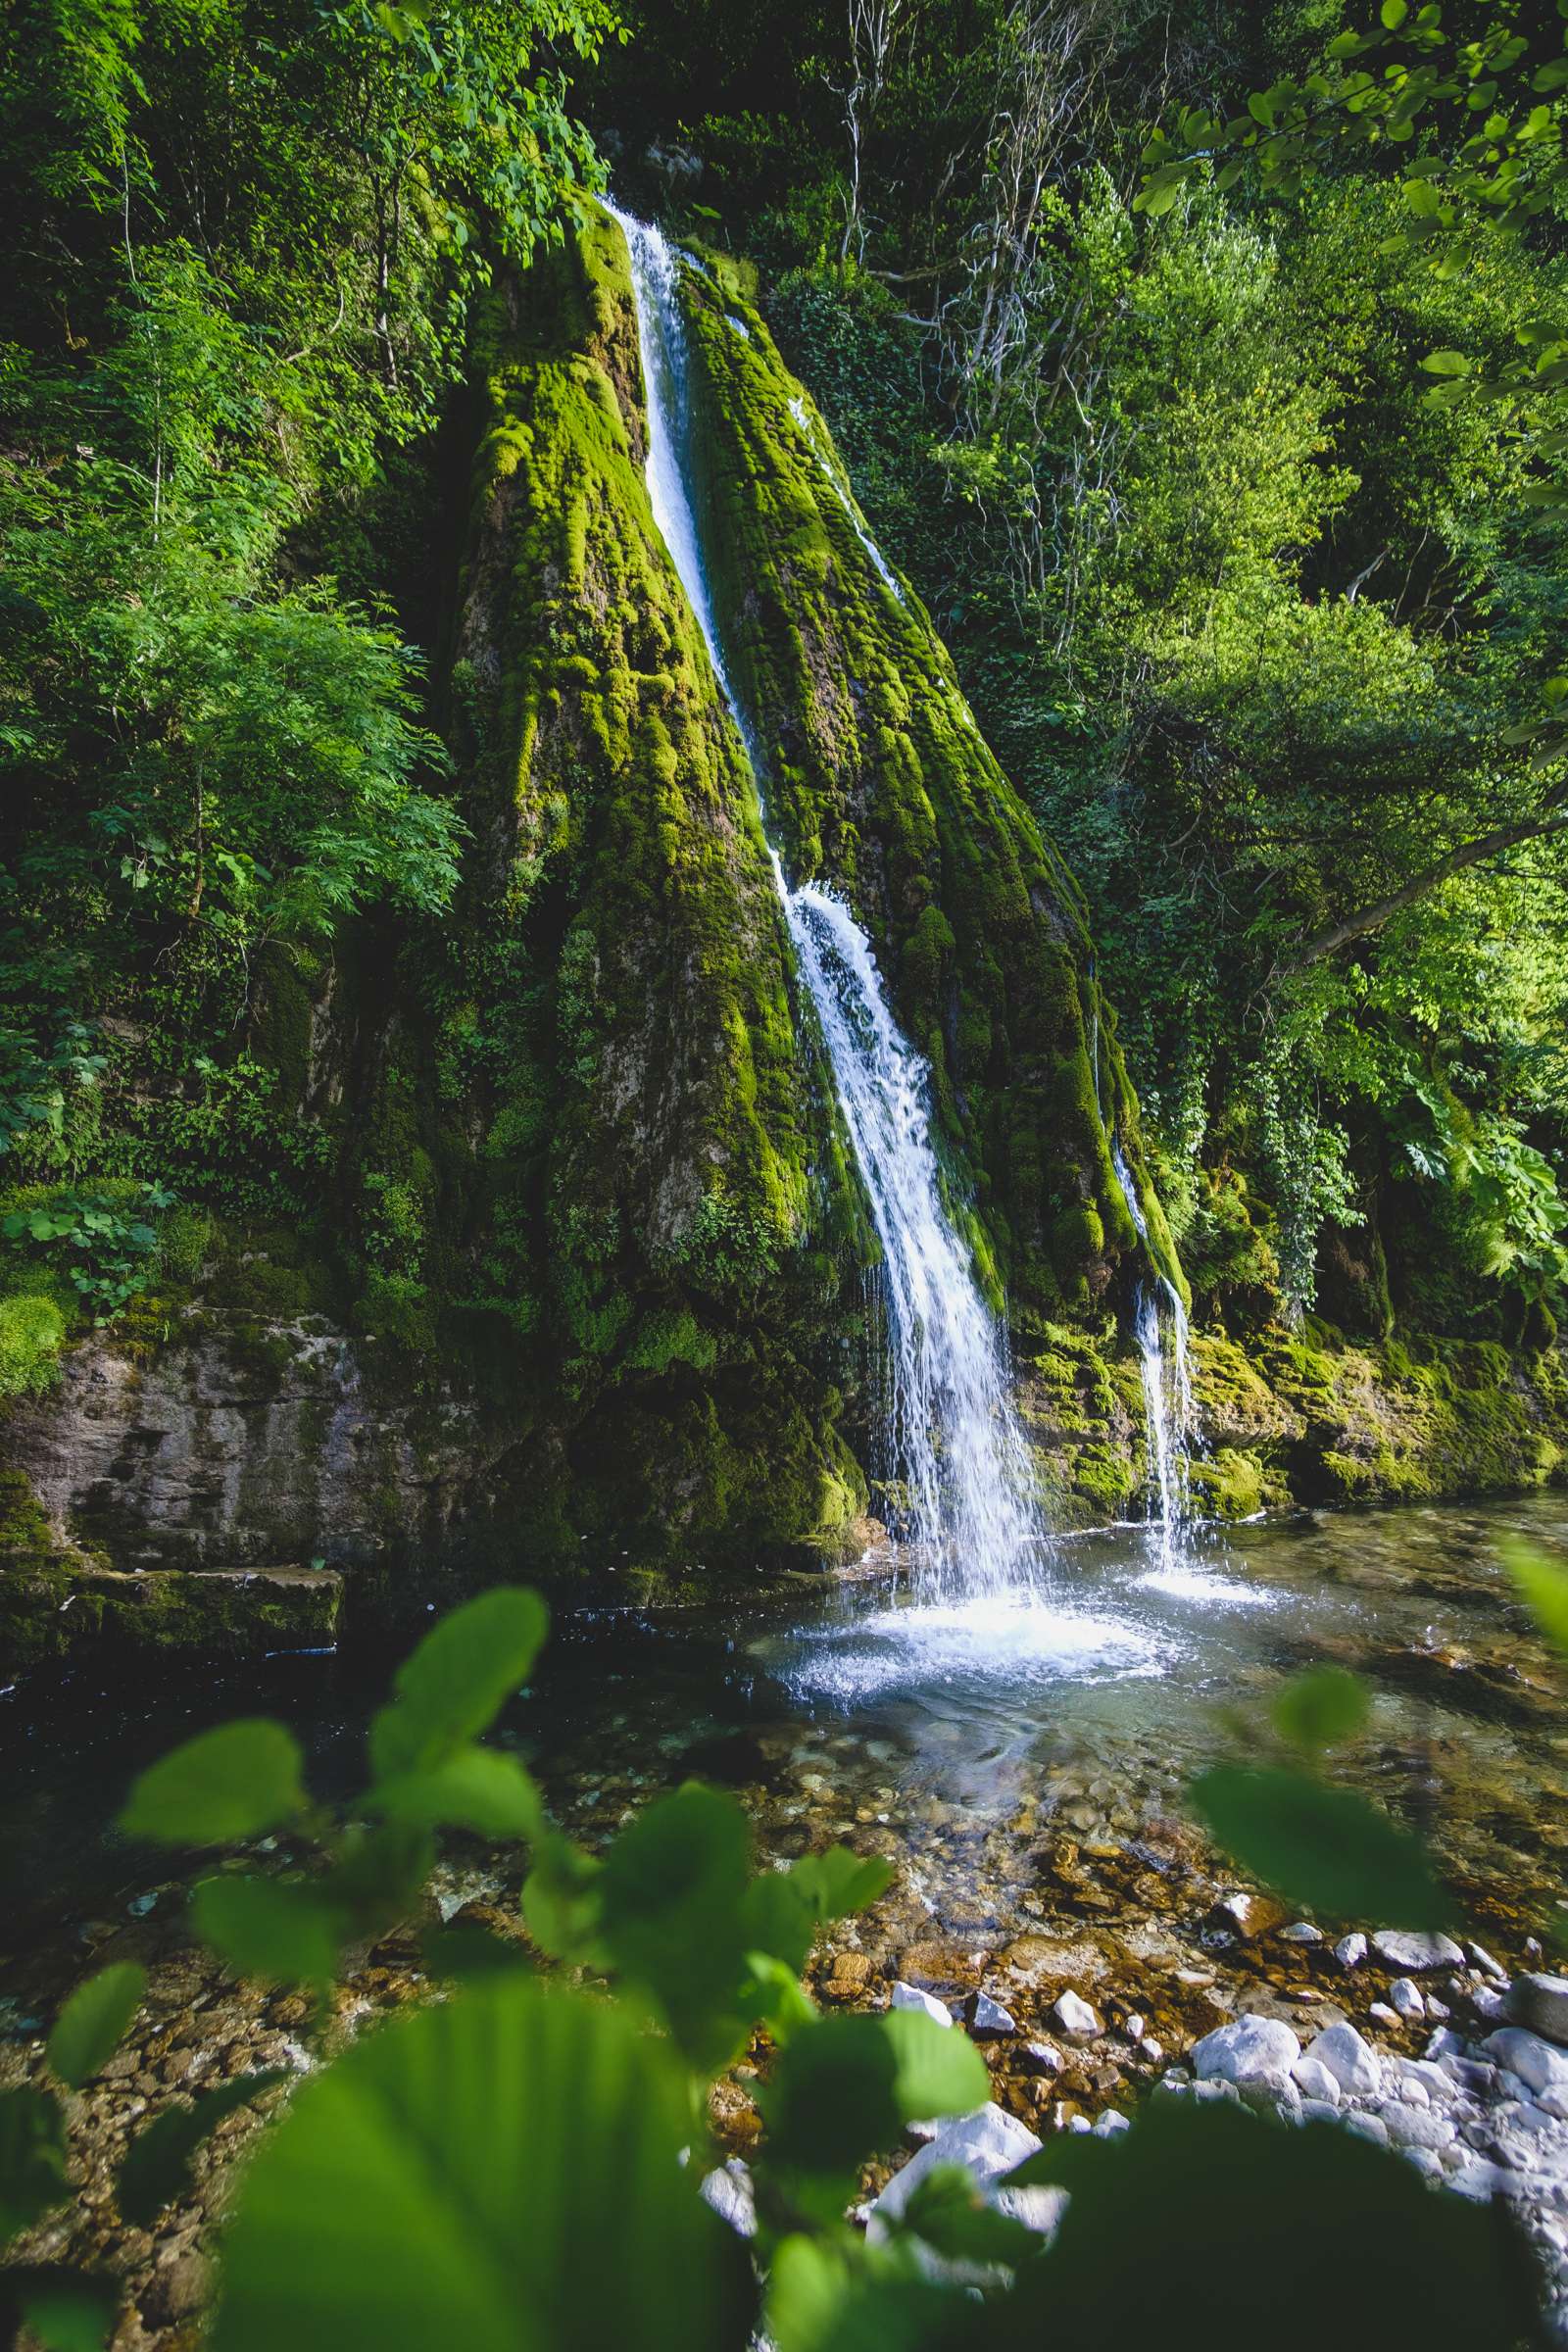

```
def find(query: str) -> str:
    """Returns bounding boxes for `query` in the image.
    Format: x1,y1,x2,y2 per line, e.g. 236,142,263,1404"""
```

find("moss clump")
0,1292,67,1399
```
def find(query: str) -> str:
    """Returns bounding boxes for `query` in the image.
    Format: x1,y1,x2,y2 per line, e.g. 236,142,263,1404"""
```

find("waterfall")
1111,1142,1195,1562
608,201,1043,1600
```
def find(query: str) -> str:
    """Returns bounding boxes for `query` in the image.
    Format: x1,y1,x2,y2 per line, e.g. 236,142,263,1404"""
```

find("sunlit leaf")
520,1829,604,1963
1503,1537,1568,1653
742,1846,894,1975
368,1589,548,1779
766,2232,970,2352
1190,1766,1448,1926
762,2010,989,2198
593,1782,757,2068
47,1963,146,2089
371,1747,543,1840
1271,1666,1369,1751
212,1982,757,2352
121,1721,307,1845
191,1876,340,1988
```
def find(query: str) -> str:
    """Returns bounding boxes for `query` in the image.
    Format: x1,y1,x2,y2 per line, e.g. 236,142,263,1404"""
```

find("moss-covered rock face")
418,213,868,1561
672,252,1181,1324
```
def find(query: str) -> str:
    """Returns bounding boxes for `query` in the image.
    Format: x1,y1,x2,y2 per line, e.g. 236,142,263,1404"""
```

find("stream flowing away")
609,200,1044,1602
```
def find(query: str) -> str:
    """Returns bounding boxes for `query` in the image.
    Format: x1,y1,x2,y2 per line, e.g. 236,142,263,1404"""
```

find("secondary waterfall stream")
1111,1142,1196,1563
609,201,1043,1599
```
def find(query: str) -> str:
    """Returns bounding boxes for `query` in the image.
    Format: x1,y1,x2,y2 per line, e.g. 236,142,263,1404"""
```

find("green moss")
0,1291,67,1399
0,1467,55,1558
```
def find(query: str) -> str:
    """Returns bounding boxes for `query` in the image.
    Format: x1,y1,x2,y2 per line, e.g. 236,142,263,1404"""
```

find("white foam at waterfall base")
760,1592,1169,1706
606,198,1043,1602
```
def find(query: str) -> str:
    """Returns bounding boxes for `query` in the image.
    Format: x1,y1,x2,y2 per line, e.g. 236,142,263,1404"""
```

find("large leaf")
47,1962,146,2089
1503,1538,1568,1655
368,1589,548,1780
1190,1766,1449,1926
118,2072,290,2229
121,1720,307,1845
594,1782,756,2069
0,2085,69,2250
1271,1665,1368,1753
765,2233,974,2352
762,2011,989,2199
371,1747,543,1840
742,1846,894,1976
520,1829,604,1962
1006,2097,1538,2347
212,1981,756,2352
191,1876,340,1988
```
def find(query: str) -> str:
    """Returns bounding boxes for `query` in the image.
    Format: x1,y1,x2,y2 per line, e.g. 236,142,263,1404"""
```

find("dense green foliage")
618,0,1568,1340
0,0,614,1339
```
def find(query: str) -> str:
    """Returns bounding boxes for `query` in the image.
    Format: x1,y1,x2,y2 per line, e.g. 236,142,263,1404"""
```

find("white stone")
1291,2056,1342,2106
1485,2029,1568,2098
891,1981,953,2029
1399,2060,1457,2105
871,2103,1043,2226
1397,2078,1430,2107
1426,1997,1450,2022
1505,1975,1568,2050
969,1991,1018,2035
1371,1931,1465,1973
1335,1933,1368,1971
1122,2013,1147,2042
1449,2158,1514,2201
1346,2112,1389,2145
1093,2110,1130,2135
1281,1922,1323,1944
1369,2002,1399,2029
1538,2087,1568,2124
1472,1986,1507,2023
1300,2098,1342,2126
1469,1941,1508,1984
993,2182,1068,2239
1390,1978,1426,2021
1402,2146,1443,2180
1383,2104,1454,2152
1140,2036,1164,2066
700,2160,756,2238
1190,2015,1301,2095
1305,2022,1383,2099
1019,2041,1063,2078
1052,1990,1100,2040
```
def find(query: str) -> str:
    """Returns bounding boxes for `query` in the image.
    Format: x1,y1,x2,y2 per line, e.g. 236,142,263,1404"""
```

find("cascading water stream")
1111,1141,1196,1563
608,200,1043,1600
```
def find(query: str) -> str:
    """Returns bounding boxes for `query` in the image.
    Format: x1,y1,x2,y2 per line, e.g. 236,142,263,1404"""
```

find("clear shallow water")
5,1496,1568,1966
